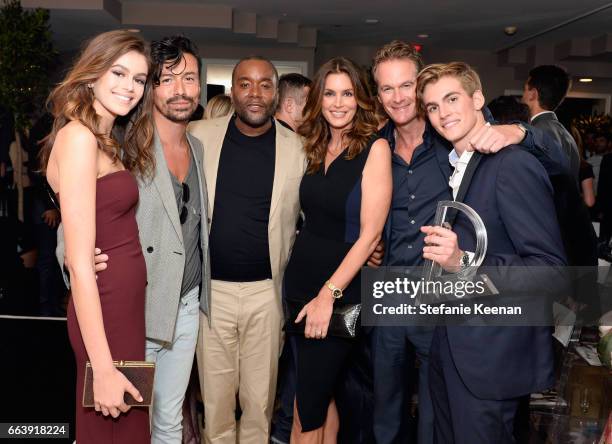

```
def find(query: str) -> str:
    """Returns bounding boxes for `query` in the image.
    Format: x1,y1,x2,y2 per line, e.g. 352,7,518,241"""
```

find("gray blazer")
531,111,580,182
57,131,211,344
138,132,211,342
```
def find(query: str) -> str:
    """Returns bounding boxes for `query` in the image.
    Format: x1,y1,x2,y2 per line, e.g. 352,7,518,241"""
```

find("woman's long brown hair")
40,30,155,178
298,57,379,174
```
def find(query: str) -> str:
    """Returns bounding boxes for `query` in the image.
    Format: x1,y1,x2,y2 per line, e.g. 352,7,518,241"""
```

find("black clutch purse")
283,299,361,339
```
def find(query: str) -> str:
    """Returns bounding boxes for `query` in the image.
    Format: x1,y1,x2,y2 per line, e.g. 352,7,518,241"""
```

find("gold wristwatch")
325,280,343,299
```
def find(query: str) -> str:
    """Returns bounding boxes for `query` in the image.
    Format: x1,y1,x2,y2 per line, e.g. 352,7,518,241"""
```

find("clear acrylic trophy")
422,200,488,282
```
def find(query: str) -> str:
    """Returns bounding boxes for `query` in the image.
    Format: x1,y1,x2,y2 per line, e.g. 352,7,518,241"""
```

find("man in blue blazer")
416,62,567,443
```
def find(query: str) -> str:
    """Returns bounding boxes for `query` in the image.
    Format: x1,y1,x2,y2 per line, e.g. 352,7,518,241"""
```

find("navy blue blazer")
448,146,567,400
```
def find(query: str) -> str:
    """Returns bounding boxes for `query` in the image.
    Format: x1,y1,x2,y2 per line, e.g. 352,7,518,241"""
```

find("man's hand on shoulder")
469,123,525,154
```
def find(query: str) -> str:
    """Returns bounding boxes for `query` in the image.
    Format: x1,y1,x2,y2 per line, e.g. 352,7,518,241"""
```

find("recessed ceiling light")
365,18,379,24
417,33,429,38
579,78,593,83
504,26,517,36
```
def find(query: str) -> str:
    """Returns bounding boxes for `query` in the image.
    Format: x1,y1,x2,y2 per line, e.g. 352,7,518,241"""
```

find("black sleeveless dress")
283,137,378,432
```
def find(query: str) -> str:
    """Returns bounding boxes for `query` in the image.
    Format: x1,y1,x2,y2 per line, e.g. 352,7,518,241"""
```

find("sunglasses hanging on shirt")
179,182,190,225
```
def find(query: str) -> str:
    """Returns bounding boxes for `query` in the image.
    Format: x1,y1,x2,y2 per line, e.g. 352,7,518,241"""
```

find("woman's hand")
295,289,334,339
93,366,143,417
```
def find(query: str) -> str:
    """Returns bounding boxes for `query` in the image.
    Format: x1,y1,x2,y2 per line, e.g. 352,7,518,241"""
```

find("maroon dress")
66,170,149,443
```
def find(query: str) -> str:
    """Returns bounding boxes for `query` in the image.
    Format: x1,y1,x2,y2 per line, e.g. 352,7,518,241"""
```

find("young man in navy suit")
416,62,567,443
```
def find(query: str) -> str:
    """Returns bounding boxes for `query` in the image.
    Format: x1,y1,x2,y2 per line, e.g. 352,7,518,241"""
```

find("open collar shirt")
379,120,453,266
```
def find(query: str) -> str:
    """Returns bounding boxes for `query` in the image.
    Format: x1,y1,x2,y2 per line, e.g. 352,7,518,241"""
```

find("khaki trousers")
197,279,283,444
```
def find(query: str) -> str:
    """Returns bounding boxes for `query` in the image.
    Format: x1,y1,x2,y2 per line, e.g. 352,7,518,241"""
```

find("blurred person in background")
26,111,66,316
488,95,597,267
203,94,233,120
522,64,580,181
486,95,529,123
588,132,611,196
597,133,612,258
0,104,12,181
275,73,311,132
570,126,596,208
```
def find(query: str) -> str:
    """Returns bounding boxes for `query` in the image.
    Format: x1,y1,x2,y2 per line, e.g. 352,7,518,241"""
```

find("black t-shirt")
209,117,276,281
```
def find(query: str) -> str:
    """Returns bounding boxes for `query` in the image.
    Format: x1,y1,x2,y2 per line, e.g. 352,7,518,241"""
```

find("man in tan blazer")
189,56,306,444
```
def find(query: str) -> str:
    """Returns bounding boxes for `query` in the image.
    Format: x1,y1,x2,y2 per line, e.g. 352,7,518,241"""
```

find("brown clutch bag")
83,360,155,407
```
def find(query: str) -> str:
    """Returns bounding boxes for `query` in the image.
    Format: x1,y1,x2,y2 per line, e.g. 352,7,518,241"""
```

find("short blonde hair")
372,40,423,80
204,94,233,119
416,62,482,115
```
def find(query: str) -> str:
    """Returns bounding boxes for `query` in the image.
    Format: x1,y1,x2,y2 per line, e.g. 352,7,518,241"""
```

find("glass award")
422,200,488,282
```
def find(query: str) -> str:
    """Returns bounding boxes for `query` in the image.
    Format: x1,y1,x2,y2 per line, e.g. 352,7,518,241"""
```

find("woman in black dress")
284,57,392,443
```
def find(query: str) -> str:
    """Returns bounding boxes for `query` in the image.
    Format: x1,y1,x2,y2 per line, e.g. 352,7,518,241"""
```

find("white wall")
196,44,315,77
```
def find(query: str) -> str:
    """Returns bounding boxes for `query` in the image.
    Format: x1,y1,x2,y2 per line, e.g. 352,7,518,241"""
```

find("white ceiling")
44,0,612,52
195,0,612,49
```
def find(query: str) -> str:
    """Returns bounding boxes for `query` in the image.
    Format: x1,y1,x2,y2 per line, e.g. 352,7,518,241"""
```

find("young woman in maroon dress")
40,30,155,443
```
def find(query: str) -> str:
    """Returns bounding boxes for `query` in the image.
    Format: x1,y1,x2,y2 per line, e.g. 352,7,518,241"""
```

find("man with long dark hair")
141,35,211,444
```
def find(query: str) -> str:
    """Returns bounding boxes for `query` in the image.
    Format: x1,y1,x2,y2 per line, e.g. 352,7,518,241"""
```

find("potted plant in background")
0,0,55,221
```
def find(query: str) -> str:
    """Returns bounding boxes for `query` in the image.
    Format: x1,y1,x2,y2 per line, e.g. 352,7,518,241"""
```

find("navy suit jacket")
447,147,567,400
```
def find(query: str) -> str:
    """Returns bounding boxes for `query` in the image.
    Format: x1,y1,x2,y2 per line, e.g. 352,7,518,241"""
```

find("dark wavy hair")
298,57,378,174
40,30,155,178
150,35,201,85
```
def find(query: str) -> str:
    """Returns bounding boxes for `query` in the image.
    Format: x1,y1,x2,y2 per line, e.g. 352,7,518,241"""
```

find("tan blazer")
188,113,306,299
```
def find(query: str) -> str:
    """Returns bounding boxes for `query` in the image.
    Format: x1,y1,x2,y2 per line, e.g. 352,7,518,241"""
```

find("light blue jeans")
146,287,200,444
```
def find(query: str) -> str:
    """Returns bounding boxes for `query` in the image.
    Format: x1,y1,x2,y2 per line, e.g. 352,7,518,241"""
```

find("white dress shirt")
448,148,476,266
448,148,475,200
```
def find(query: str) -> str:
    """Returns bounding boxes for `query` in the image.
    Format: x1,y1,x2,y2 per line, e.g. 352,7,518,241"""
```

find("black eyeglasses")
179,182,190,225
